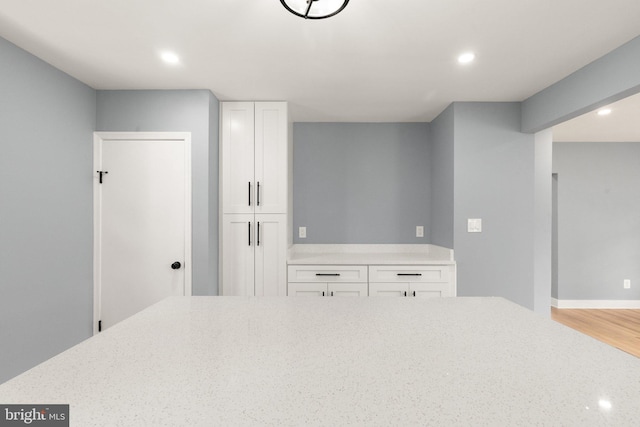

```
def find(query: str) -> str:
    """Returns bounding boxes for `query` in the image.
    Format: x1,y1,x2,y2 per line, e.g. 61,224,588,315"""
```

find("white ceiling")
1,0,640,132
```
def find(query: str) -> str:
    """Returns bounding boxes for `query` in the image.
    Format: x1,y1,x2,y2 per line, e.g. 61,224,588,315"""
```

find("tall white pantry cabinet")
220,102,291,296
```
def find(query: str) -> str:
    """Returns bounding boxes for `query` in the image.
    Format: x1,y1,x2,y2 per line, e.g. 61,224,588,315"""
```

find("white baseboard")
551,298,640,309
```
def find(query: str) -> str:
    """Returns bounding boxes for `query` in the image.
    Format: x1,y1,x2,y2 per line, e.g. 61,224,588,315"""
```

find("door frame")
93,132,192,335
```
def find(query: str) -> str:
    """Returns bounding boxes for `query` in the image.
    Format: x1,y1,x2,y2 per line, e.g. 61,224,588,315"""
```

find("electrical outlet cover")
468,218,482,233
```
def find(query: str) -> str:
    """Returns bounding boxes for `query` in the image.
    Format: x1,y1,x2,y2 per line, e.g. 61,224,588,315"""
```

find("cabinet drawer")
368,265,449,283
287,265,367,283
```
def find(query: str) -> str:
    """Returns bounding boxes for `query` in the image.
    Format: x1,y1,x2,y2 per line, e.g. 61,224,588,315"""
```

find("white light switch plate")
416,226,424,238
468,218,482,233
299,227,307,239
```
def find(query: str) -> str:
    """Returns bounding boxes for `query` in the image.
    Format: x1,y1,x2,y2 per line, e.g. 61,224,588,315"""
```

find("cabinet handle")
316,273,340,276
257,182,260,206
404,291,407,297
397,273,422,276
248,182,251,206
331,291,334,296
413,291,416,297
257,222,260,246
248,222,251,246
322,291,325,297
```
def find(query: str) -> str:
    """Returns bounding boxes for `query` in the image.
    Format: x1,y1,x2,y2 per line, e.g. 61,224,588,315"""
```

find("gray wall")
552,174,559,299
293,123,431,244
429,105,455,248
0,37,96,383
453,103,537,310
553,142,640,300
533,130,553,314
96,90,219,295
522,35,640,133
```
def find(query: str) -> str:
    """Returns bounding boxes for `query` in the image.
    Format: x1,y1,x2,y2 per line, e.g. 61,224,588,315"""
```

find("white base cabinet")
287,264,456,297
368,265,455,298
287,265,368,297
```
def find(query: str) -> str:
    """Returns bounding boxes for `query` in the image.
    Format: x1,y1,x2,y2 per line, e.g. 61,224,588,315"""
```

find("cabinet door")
328,283,368,297
254,214,287,296
222,102,255,214
368,283,409,297
288,282,328,297
221,214,255,296
254,102,288,214
408,283,447,298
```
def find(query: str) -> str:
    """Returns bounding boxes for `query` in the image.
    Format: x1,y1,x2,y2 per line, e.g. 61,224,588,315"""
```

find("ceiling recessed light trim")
160,51,180,65
280,0,349,19
458,52,476,64
597,108,612,116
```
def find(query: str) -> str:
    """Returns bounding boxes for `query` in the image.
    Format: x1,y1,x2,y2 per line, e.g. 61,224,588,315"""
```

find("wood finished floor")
551,307,640,358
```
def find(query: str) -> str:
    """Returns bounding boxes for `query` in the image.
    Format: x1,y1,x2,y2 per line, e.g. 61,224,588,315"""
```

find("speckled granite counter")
287,244,455,265
1,297,640,426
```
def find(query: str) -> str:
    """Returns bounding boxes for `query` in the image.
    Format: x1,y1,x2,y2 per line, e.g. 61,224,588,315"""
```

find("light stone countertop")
1,296,640,426
288,244,455,265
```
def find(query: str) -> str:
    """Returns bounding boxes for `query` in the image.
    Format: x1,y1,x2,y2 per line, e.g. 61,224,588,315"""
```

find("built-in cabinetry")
220,102,290,296
287,266,368,297
368,265,454,297
287,262,456,297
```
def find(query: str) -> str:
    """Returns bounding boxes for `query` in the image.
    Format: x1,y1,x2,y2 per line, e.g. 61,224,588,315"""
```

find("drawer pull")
316,273,340,276
397,273,422,276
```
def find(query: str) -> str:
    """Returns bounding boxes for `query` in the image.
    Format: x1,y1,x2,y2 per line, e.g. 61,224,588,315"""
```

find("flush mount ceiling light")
280,0,349,19
160,51,180,65
597,108,612,116
457,52,476,64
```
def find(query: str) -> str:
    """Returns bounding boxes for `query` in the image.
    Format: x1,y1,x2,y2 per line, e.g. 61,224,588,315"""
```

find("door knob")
171,262,182,270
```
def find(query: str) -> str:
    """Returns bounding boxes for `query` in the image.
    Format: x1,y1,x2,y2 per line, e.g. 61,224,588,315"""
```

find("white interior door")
94,132,191,333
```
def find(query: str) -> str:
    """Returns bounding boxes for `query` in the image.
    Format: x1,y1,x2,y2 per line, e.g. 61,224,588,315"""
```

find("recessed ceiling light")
160,51,180,65
458,52,475,64
597,108,611,116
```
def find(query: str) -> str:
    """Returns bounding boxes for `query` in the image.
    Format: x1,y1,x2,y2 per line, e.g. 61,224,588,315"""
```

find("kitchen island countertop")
1,296,639,426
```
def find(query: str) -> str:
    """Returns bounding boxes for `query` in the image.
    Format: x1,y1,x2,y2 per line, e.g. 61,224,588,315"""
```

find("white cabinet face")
288,282,328,297
288,282,369,297
410,283,449,298
222,102,255,214
254,215,287,296
369,266,449,283
328,283,368,297
254,103,288,214
287,265,368,283
222,214,255,296
368,283,409,297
